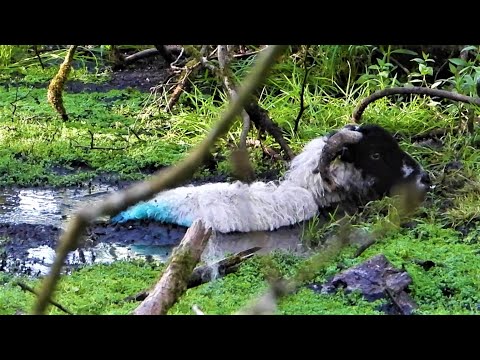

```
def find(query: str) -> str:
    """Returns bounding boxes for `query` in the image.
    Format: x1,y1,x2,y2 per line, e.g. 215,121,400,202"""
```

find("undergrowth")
1,45,480,314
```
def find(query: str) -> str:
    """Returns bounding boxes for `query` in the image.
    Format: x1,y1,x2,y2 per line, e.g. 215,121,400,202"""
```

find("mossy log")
124,246,261,303
133,219,212,315
47,45,77,121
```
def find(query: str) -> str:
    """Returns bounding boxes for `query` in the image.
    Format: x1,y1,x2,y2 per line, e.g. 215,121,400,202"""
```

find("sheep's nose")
421,172,431,184
420,172,433,189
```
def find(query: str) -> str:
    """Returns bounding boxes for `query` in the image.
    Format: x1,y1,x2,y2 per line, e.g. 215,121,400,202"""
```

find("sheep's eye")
370,153,381,160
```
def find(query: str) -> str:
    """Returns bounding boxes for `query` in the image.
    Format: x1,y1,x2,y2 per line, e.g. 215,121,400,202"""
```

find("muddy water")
0,184,117,227
0,185,308,277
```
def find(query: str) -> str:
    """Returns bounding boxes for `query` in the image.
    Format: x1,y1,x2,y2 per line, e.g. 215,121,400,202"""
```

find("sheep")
111,124,431,233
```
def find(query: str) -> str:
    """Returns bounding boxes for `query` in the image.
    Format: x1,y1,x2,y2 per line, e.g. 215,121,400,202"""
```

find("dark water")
0,185,307,276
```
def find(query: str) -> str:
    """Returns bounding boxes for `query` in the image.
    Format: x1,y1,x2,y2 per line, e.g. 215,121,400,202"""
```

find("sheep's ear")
339,146,354,163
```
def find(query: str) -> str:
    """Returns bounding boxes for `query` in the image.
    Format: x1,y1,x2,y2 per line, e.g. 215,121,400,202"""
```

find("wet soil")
1,56,173,94
0,184,307,277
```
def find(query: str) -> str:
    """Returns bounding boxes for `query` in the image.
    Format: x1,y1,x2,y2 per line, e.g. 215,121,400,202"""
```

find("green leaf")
391,49,418,56
449,58,468,67
461,45,477,53
411,58,424,64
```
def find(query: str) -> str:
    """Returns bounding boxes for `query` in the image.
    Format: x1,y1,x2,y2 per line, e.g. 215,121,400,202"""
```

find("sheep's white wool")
114,135,372,233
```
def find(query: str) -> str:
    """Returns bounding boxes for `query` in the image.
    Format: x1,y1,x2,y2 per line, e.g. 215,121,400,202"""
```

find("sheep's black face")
339,124,431,197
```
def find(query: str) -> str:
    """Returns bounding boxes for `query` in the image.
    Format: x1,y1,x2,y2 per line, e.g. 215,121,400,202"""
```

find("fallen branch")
188,246,260,288
32,44,287,315
133,220,212,315
352,86,480,123
164,61,202,111
245,103,296,160
123,247,261,302
15,281,73,315
47,45,77,121
124,48,160,65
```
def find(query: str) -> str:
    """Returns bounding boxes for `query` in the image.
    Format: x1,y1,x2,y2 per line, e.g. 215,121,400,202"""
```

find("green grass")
1,45,480,315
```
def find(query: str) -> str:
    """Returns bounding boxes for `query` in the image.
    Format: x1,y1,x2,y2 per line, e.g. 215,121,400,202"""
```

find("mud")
1,56,173,94
0,183,308,277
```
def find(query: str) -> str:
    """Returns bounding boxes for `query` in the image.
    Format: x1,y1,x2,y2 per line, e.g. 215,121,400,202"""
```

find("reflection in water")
4,242,174,276
0,185,117,227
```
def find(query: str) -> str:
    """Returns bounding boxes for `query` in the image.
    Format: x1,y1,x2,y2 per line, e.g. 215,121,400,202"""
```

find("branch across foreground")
32,45,288,315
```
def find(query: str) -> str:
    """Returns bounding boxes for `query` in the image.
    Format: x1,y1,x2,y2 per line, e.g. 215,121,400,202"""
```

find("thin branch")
15,281,73,315
218,45,252,150
10,85,33,121
32,44,288,315
170,48,185,68
72,145,127,151
33,45,45,69
352,86,480,123
164,61,202,112
294,46,314,134
245,103,296,160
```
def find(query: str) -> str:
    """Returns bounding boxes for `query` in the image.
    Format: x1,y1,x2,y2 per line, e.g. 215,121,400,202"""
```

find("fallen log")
124,246,261,303
188,246,261,288
132,219,212,315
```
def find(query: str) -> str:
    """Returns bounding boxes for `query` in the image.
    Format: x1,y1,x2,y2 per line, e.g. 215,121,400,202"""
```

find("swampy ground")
1,45,480,315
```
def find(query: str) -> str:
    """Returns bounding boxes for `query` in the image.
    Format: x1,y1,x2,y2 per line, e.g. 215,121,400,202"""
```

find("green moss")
1,46,480,315
0,261,164,315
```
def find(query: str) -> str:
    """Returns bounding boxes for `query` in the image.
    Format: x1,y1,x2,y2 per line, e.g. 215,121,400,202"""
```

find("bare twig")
15,281,73,315
170,48,185,68
133,220,212,315
352,86,480,123
10,85,33,121
245,103,295,160
293,46,314,133
164,61,202,111
33,45,45,69
32,44,287,315
218,45,252,150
